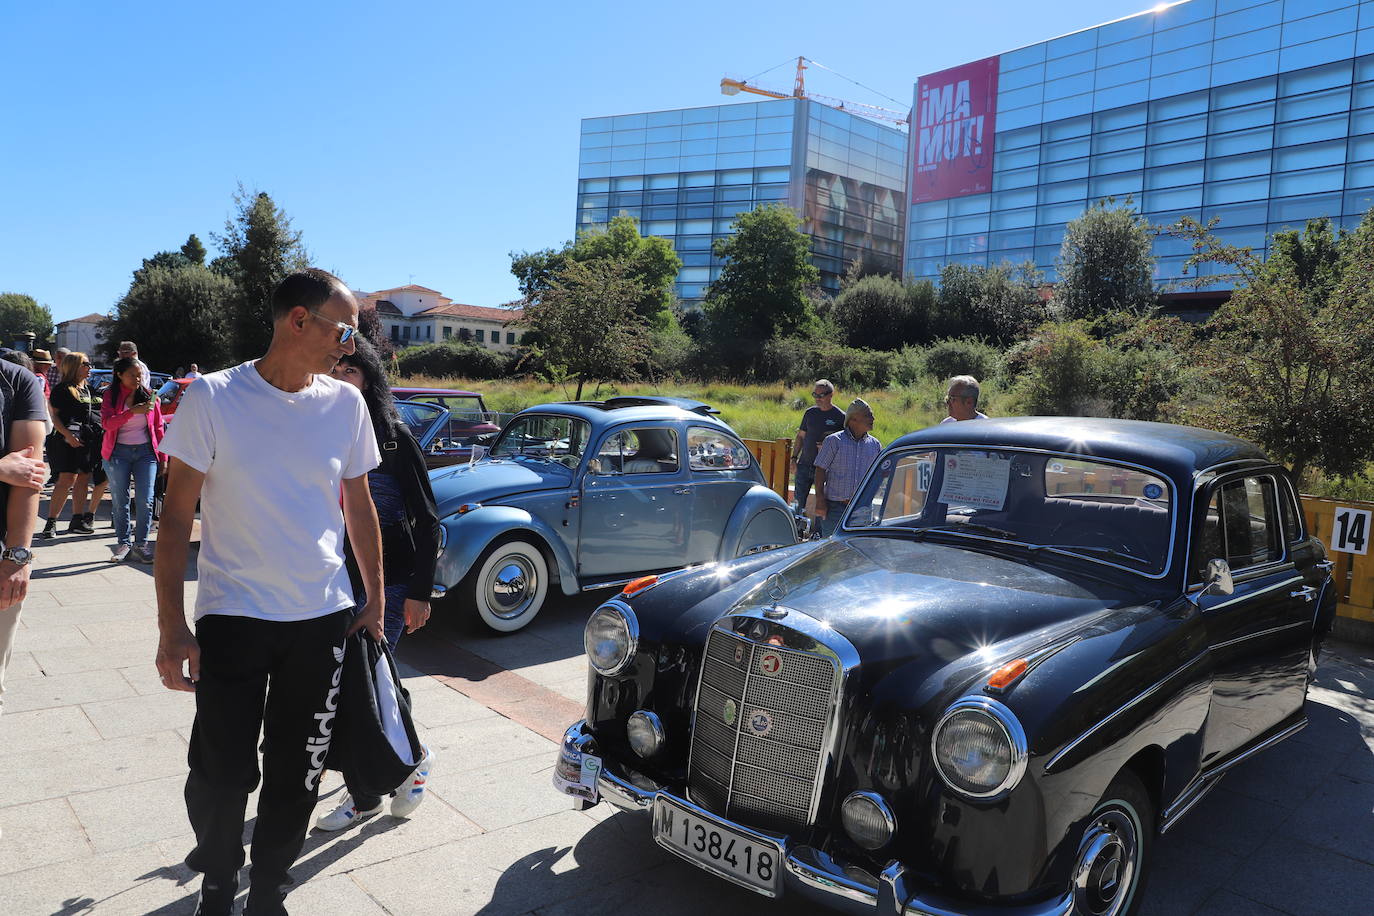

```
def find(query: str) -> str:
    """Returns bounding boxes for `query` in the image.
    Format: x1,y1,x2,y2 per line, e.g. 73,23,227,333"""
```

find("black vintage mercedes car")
553,417,1336,916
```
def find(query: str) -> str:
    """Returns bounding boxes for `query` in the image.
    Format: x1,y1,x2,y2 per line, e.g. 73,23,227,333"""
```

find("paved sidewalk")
1,515,1373,915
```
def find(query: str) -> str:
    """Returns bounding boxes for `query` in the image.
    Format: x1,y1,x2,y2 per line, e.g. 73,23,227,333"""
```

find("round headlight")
932,697,1028,799
840,791,895,850
584,602,638,676
627,710,665,758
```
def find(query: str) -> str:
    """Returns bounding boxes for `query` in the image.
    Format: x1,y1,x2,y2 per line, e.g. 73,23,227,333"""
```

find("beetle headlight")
584,602,638,676
932,697,1028,799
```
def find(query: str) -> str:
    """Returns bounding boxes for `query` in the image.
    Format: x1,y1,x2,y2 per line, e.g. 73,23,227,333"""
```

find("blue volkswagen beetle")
428,397,800,632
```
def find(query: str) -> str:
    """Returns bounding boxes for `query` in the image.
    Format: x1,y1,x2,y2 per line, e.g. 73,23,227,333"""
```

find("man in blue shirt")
813,398,882,537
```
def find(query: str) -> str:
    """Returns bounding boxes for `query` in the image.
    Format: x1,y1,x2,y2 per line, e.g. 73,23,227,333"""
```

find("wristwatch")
2,546,33,567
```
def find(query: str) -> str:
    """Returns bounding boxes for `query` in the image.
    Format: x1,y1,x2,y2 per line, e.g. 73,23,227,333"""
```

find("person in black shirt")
317,335,438,831
40,352,99,537
790,378,846,513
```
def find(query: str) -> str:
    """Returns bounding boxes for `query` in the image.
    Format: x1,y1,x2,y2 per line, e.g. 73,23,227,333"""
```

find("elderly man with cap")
812,398,882,538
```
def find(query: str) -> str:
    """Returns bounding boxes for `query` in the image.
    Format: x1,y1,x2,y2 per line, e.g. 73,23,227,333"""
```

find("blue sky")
1,0,1151,325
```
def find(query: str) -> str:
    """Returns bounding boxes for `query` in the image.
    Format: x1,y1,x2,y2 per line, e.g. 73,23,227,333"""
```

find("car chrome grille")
687,626,840,833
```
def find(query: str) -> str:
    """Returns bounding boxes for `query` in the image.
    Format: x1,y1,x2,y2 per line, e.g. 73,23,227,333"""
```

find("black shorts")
47,432,96,475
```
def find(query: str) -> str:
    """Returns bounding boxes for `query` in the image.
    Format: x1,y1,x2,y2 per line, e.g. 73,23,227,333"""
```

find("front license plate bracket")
652,796,785,898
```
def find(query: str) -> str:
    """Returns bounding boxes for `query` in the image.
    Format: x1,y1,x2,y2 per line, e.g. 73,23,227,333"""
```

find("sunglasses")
812,391,830,398
308,311,357,344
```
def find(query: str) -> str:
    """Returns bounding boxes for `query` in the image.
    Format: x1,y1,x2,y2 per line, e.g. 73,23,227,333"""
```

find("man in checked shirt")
813,398,881,538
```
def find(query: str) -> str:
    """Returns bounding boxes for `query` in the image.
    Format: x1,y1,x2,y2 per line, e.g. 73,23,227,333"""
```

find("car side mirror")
1199,558,1234,599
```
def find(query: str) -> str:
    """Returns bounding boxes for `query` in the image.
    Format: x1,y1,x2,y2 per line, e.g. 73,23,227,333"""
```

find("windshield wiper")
919,523,1020,540
1054,544,1147,564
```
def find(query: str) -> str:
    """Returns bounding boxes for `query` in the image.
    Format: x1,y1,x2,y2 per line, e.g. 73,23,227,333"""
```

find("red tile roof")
418,303,523,322
371,284,444,294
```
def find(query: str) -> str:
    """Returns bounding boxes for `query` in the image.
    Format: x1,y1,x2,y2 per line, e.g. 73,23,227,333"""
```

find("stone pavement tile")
0,730,188,806
1280,772,1374,867
1290,696,1371,756
420,713,557,772
0,841,197,916
1225,834,1374,916
20,601,151,627
120,664,172,697
78,615,162,648
278,872,390,915
1191,889,1289,916
82,690,196,740
49,583,151,608
4,649,41,679
476,694,582,745
443,631,573,674
69,774,192,854
11,621,93,651
16,590,60,609
1142,834,1246,916
1163,783,1295,858
509,656,590,690
0,797,94,875
409,682,501,729
533,858,831,916
30,640,160,676
1,668,136,713
293,776,482,881
351,808,669,916
1217,729,1341,809
1335,736,1374,784
431,751,575,832
549,677,586,705
0,704,102,755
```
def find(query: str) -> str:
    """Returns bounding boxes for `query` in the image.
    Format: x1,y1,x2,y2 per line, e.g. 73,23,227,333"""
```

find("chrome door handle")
673,486,692,495
1316,560,1334,573
1290,586,1317,602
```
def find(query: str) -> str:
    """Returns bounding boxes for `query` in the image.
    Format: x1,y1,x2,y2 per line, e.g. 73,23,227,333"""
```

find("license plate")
652,796,784,897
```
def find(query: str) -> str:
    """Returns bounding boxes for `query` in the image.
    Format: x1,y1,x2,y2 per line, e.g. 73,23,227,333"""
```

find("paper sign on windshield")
937,453,1010,510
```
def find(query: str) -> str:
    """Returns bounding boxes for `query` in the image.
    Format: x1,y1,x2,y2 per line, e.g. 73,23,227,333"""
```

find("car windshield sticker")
748,710,773,738
916,458,935,493
937,452,1011,510
1143,483,1163,500
758,651,783,676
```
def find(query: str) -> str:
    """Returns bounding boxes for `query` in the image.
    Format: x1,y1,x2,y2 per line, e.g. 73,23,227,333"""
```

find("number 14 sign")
1332,507,1371,555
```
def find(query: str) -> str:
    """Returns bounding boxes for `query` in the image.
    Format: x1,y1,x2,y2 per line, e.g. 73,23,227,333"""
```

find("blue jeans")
819,499,848,537
104,441,158,547
792,462,816,513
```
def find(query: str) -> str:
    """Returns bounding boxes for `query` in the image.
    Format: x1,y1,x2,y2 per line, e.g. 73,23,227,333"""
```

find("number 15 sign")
1332,507,1371,555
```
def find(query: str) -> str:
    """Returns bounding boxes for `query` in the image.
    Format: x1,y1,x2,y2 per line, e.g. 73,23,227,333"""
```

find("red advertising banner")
911,56,1000,203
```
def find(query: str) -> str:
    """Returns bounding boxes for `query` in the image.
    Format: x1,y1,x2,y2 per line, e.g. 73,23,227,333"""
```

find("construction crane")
721,56,909,129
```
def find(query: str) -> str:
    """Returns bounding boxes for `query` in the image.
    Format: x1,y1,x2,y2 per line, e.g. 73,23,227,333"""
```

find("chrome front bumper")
560,721,1072,916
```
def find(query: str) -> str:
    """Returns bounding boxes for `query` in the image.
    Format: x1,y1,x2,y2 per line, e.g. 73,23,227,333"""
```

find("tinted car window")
687,427,751,471
851,448,1173,574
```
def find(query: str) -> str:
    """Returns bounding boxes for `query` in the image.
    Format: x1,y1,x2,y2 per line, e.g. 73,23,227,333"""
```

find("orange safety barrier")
744,438,792,501
1302,496,1374,626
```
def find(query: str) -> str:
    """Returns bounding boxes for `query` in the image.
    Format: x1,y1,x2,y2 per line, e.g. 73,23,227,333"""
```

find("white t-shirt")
940,411,989,423
160,361,381,622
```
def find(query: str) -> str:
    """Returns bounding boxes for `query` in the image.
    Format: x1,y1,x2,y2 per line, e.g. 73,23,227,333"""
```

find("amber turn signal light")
622,575,659,598
987,658,1029,691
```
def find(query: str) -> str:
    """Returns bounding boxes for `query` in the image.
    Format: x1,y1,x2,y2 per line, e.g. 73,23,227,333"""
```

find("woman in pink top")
100,356,167,563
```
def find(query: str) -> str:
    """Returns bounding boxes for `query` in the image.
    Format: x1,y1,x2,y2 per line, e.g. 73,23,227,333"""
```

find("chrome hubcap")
487,557,536,619
1072,810,1138,916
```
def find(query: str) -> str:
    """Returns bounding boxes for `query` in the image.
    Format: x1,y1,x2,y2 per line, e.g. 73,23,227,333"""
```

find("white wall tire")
1071,770,1153,916
468,540,549,633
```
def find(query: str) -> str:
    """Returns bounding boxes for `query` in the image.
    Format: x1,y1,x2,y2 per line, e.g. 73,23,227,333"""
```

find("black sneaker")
68,517,94,535
193,876,239,916
37,518,57,540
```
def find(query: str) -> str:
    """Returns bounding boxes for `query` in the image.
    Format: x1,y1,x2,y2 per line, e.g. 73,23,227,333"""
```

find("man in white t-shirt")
940,375,989,423
154,268,384,916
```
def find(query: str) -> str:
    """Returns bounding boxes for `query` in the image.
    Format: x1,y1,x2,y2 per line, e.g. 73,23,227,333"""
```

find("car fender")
435,505,579,596
717,485,798,560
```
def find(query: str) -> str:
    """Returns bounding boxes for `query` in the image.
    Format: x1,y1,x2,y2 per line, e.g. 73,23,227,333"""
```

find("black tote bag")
324,630,424,798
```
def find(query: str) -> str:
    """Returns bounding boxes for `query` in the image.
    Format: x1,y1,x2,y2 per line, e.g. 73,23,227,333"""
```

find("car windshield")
491,414,591,465
847,448,1174,574
395,400,445,442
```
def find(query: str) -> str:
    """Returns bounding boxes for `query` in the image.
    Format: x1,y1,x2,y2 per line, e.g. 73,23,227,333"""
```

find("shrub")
756,337,897,390
922,337,1001,384
395,341,514,379
1014,322,1107,416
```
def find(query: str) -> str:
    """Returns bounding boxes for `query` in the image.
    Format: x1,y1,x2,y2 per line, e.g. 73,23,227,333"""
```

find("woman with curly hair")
316,335,438,831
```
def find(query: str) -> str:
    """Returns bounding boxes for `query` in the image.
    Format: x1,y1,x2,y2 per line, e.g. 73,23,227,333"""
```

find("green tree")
1171,215,1374,481
180,233,207,265
104,264,236,371
933,261,1046,343
213,185,309,360
510,213,682,327
1053,199,1157,321
0,293,55,347
520,258,652,399
702,203,819,374
830,274,930,348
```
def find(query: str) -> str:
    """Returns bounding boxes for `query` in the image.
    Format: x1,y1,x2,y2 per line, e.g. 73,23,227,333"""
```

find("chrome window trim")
839,445,1179,580
586,599,639,677
686,607,859,827
1044,653,1208,774
931,696,1029,800
1187,472,1290,585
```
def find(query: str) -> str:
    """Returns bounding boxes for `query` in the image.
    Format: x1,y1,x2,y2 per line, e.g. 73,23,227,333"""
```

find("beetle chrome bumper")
560,721,1072,916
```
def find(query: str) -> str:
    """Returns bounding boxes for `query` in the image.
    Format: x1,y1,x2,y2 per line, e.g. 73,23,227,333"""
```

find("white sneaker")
110,544,131,562
315,794,383,832
390,747,434,818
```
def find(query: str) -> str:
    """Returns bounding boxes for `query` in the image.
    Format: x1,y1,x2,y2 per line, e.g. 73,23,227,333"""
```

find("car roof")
893,416,1272,479
514,398,731,429
394,387,483,398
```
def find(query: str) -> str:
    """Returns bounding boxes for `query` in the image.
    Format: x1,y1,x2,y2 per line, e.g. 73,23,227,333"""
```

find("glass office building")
578,98,907,308
905,0,1374,302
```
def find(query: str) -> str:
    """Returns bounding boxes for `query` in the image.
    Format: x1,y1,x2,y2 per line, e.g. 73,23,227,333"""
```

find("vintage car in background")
428,397,800,632
556,417,1335,916
155,377,194,417
393,387,502,467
